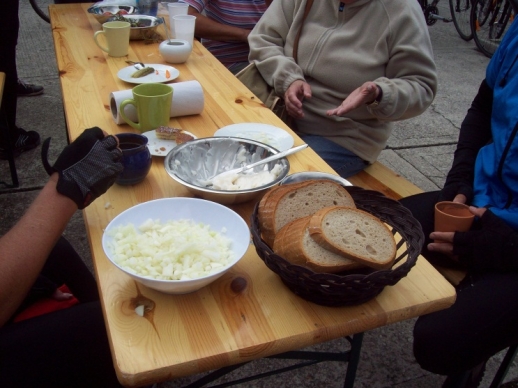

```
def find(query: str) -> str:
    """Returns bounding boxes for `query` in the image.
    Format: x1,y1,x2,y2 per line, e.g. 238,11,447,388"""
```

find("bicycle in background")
418,0,453,25
470,0,515,57
449,0,474,40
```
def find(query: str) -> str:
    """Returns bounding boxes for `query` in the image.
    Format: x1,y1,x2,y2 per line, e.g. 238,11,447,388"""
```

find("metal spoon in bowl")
204,144,308,187
161,17,172,43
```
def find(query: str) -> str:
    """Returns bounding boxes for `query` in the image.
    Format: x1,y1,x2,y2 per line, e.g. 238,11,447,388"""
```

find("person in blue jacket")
399,13,518,388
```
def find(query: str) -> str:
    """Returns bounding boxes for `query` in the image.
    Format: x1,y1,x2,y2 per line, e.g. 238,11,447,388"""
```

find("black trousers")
400,192,518,375
0,237,122,387
0,0,19,130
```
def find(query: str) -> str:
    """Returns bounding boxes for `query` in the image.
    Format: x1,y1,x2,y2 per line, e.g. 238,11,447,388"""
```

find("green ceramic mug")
93,21,131,58
119,83,173,132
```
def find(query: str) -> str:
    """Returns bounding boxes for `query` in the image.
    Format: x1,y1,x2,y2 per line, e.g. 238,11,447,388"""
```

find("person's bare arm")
0,127,122,327
0,174,77,326
187,6,250,42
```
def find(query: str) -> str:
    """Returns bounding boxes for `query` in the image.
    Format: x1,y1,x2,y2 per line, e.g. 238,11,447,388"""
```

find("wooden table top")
50,4,456,387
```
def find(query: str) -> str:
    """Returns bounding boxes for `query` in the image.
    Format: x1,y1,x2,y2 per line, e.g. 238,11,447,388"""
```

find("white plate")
214,123,294,152
142,129,197,156
117,64,180,84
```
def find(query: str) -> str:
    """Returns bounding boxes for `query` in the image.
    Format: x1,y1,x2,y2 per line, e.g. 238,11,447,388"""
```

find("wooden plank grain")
50,4,456,387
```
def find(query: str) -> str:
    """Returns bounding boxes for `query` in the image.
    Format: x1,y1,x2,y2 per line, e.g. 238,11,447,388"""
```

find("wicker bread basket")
250,186,424,307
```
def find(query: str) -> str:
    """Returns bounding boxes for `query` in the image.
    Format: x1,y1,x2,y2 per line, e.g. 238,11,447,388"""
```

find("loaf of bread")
258,179,356,247
308,206,396,270
273,216,362,273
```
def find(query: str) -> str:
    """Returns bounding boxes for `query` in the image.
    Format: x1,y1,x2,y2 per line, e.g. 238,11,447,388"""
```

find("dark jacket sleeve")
439,79,494,202
453,210,518,271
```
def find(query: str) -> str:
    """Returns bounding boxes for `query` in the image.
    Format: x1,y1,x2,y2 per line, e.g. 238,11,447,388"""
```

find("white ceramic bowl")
164,137,290,205
159,39,192,63
102,198,250,294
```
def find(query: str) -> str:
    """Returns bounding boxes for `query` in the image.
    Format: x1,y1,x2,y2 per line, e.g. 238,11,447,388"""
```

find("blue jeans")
299,134,369,178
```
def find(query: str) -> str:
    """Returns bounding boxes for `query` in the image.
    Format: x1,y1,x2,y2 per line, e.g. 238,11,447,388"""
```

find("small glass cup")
137,0,159,16
168,2,189,38
173,15,196,47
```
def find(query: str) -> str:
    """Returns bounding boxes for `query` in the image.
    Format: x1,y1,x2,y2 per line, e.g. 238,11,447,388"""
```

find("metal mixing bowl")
87,4,137,24
122,15,164,40
164,137,290,205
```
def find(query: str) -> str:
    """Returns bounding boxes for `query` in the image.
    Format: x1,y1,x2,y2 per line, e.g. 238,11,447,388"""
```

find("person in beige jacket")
248,0,437,177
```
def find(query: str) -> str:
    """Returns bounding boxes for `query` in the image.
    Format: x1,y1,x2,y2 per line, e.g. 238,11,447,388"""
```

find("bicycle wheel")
471,0,514,57
450,0,474,40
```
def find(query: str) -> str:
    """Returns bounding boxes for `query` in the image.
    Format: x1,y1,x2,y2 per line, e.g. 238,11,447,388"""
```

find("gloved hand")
41,127,123,209
453,209,518,271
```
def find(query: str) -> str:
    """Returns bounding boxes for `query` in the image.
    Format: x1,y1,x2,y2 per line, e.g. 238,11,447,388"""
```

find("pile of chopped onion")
106,218,234,281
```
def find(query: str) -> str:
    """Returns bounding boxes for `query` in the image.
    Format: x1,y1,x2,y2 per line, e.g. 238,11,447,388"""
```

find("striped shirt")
182,0,267,69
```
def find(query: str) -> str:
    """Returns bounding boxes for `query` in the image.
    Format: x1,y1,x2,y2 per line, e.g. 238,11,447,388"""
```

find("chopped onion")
107,219,234,281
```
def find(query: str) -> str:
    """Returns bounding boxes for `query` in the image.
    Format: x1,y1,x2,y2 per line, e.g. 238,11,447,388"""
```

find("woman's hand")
452,193,467,204
327,82,379,116
428,205,486,259
51,288,74,301
284,80,312,118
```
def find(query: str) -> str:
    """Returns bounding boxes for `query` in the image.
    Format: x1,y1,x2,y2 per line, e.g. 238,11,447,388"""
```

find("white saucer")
142,129,197,156
117,64,180,84
214,123,294,152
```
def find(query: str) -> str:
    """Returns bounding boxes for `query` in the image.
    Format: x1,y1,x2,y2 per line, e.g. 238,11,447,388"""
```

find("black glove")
41,127,123,209
438,182,474,203
453,210,518,271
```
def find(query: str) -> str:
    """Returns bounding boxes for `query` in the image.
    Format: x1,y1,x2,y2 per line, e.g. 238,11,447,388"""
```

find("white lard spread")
212,164,283,190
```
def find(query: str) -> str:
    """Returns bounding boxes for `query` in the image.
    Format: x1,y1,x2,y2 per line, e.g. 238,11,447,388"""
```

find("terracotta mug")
434,201,475,233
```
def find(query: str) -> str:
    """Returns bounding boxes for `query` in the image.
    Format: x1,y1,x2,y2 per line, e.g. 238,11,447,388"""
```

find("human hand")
51,288,74,301
452,193,468,204
427,231,457,259
427,206,486,260
284,80,312,118
41,127,123,209
327,82,380,116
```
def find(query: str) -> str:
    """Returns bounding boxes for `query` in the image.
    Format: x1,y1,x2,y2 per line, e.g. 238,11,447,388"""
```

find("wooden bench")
348,161,467,286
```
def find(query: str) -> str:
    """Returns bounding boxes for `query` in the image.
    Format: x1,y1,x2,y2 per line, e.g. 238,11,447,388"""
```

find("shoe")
442,361,486,388
17,79,44,97
0,128,41,160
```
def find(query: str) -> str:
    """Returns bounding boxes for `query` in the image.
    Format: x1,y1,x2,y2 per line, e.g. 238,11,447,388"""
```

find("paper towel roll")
110,80,204,125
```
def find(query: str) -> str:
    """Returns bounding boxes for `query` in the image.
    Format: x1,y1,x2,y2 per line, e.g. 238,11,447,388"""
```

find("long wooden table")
50,4,456,387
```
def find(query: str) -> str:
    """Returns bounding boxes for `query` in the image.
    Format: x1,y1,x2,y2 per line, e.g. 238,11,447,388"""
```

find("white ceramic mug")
94,21,131,57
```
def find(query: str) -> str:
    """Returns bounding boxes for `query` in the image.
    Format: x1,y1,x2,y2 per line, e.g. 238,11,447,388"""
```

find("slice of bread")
273,216,361,273
258,180,356,247
308,206,396,270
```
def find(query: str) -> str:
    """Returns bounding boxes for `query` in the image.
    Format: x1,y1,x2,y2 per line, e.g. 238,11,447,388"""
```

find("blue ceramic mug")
115,133,152,185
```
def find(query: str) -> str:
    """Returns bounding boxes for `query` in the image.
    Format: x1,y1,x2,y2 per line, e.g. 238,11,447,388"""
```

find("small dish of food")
117,64,180,84
142,127,196,157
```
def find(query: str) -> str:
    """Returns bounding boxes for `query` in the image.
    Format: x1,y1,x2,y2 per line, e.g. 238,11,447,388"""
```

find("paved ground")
1,1,517,387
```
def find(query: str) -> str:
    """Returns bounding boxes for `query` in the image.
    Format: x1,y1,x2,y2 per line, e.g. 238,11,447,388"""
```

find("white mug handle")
93,30,109,53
